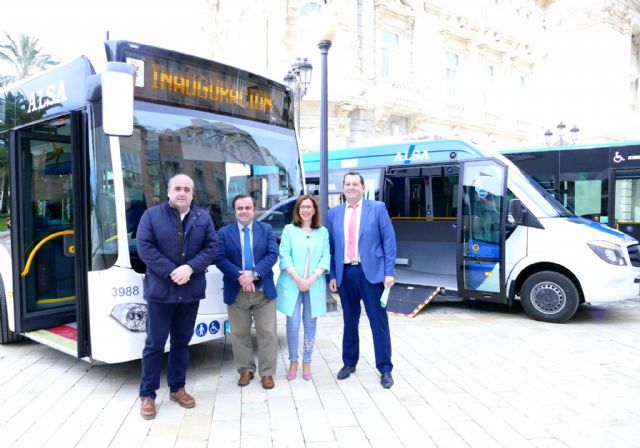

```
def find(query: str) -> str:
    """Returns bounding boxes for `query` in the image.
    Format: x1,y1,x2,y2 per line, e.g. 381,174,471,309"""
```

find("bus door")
457,159,508,302
9,112,90,358
611,169,640,240
385,164,459,293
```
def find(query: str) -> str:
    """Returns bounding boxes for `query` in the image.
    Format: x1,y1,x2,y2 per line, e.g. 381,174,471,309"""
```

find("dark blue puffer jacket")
136,201,217,303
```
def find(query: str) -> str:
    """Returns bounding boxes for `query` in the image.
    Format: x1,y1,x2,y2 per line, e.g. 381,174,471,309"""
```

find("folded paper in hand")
380,287,391,308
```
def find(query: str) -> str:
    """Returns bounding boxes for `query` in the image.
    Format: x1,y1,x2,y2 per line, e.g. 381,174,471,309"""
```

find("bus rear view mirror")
102,62,135,136
508,198,524,224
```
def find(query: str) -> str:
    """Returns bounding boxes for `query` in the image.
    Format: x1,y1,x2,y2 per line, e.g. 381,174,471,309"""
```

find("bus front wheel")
1,294,24,344
520,271,579,323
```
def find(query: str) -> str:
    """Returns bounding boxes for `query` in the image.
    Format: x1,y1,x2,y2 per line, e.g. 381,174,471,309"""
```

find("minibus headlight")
587,241,627,266
110,303,147,332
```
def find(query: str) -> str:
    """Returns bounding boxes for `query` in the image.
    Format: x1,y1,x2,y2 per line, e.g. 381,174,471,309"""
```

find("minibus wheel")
520,271,579,323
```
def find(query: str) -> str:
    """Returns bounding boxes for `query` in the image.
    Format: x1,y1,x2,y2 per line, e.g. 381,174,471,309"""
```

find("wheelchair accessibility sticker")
209,321,221,335
195,323,208,337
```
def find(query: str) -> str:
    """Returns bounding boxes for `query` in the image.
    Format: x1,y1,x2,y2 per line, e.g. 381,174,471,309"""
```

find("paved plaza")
1,297,639,448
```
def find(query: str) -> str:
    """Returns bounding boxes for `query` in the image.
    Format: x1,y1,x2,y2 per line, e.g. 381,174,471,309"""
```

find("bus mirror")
102,62,135,136
508,198,524,224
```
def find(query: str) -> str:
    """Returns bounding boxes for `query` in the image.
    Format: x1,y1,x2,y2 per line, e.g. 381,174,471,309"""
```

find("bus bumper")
580,267,640,304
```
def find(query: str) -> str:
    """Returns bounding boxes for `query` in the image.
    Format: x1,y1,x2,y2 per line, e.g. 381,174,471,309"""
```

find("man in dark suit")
216,194,279,389
328,172,397,389
137,174,217,419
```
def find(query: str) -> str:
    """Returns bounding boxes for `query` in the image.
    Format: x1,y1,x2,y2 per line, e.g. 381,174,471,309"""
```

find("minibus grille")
627,244,640,267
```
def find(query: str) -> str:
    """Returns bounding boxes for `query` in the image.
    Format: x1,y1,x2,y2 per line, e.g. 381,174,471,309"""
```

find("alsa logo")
26,81,68,113
394,149,429,162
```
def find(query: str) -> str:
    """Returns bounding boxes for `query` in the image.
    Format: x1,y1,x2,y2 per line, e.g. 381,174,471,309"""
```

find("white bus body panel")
507,218,640,304
87,266,227,364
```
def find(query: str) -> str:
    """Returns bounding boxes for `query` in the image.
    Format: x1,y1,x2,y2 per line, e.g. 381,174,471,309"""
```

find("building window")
380,30,399,79
445,51,460,101
483,64,495,109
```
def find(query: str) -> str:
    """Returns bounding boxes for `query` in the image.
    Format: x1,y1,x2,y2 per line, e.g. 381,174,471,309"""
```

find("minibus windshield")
504,158,573,217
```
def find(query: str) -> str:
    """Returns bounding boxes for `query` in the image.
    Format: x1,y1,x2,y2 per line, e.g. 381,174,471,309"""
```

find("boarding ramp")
386,285,442,317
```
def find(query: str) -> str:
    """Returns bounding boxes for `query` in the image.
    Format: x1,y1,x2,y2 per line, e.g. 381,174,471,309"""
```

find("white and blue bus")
304,140,640,322
0,41,303,362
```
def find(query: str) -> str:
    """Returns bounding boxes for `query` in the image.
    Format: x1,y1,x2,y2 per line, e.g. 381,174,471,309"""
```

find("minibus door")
9,111,90,358
456,159,508,302
611,169,640,240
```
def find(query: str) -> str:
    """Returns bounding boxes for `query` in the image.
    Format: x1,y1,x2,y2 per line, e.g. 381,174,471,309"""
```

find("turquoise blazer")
276,224,331,318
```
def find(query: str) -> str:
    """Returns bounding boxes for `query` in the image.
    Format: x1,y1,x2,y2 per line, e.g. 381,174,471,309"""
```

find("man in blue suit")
328,172,397,388
216,194,279,389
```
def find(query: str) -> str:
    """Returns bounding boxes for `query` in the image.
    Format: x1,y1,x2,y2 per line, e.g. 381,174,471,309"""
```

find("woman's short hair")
292,194,320,229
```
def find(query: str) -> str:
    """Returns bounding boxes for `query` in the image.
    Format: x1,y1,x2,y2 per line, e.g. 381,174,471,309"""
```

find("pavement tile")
0,298,639,447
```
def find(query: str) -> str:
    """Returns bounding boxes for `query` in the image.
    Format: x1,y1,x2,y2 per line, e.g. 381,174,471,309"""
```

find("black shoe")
380,372,394,389
337,365,356,380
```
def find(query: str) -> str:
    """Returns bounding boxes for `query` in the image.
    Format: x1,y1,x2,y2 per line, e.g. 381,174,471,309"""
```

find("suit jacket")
327,199,396,287
137,202,216,303
216,220,278,304
276,224,330,318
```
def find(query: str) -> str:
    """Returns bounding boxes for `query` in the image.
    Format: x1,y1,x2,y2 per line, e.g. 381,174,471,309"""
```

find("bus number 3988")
111,286,140,297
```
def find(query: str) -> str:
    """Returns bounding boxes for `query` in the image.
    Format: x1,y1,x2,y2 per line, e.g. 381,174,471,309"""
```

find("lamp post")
318,38,332,227
544,122,580,146
283,57,313,139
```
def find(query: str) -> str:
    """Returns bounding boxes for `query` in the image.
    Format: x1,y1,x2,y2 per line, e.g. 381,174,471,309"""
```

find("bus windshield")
503,157,573,217
119,101,302,270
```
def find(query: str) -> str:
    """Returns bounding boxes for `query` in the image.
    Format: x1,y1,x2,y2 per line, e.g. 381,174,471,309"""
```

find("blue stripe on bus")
564,217,636,242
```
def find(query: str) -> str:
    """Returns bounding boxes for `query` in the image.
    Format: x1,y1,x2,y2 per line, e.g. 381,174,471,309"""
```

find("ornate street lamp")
284,57,313,139
570,125,580,144
544,122,579,146
556,121,567,145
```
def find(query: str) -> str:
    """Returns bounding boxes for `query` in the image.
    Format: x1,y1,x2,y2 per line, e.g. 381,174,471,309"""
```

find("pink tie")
347,204,358,260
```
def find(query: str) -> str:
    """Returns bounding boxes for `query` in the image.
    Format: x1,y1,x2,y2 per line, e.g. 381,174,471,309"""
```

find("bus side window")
388,177,407,217
432,174,458,219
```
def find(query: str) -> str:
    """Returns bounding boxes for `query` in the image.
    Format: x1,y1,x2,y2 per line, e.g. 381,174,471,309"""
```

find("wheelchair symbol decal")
613,152,625,163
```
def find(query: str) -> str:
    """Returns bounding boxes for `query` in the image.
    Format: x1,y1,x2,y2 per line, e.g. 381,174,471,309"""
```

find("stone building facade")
208,0,640,151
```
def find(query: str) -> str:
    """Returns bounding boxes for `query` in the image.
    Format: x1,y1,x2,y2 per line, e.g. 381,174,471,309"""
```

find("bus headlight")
587,241,627,266
110,303,147,332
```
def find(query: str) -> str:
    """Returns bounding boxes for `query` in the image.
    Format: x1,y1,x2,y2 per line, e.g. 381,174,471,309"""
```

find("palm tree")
0,32,59,87
1,33,59,213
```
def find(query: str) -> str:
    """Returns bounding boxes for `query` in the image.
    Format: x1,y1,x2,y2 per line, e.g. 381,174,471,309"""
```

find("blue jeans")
286,291,317,363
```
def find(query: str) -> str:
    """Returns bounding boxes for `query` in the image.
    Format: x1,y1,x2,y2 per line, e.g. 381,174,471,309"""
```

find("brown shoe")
261,375,275,390
238,370,255,387
140,397,157,420
169,387,195,408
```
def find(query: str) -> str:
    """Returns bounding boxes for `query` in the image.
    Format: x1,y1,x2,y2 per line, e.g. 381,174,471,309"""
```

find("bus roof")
303,139,486,172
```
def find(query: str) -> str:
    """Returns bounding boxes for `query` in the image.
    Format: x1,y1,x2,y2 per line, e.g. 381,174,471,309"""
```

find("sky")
0,0,211,74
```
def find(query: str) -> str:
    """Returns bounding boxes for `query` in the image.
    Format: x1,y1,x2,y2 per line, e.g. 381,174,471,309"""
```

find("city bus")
501,141,640,240
0,40,303,363
304,140,640,322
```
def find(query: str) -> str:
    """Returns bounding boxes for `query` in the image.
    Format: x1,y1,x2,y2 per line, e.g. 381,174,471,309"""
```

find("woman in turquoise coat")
276,194,330,381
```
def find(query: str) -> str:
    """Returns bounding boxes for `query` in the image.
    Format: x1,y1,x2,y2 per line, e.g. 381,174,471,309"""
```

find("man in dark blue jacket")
136,174,216,419
216,194,279,389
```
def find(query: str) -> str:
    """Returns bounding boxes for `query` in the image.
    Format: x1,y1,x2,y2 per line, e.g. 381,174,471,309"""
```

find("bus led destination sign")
123,47,290,127
149,63,273,113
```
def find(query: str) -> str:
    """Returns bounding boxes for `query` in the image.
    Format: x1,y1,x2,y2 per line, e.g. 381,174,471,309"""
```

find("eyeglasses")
299,205,314,210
